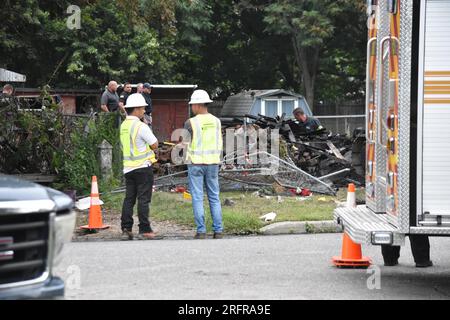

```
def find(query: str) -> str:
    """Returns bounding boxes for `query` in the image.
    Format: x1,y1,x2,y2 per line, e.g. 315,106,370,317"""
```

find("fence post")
345,118,350,136
98,139,113,181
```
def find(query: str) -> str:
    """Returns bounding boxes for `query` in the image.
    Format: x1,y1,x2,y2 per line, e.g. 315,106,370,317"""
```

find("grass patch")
101,187,364,235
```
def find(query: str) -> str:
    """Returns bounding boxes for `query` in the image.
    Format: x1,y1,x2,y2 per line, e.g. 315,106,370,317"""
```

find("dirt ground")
73,207,195,241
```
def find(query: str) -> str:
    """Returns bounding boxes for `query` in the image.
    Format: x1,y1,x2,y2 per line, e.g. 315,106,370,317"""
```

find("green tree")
262,0,358,110
174,0,294,99
315,1,366,103
1,0,366,107
0,0,182,88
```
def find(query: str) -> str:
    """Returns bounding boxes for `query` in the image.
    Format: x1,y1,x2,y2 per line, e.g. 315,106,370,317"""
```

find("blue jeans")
187,164,223,233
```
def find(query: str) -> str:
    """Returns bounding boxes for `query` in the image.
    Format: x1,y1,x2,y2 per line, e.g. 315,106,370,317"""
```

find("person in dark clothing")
382,235,433,268
292,107,322,133
119,82,132,110
142,82,153,126
100,81,120,112
120,93,159,240
101,80,123,127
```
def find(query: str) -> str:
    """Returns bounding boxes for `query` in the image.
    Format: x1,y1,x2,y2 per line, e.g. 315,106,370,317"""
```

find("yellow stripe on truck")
425,71,450,77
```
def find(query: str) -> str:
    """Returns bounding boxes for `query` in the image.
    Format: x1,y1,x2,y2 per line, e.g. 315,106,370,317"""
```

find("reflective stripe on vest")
120,119,155,167
187,114,222,164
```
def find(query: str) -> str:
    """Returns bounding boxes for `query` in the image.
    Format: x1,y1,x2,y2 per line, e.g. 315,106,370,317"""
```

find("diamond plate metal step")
334,205,405,246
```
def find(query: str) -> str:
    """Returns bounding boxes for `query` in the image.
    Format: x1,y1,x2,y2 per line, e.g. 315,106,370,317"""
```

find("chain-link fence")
316,115,365,136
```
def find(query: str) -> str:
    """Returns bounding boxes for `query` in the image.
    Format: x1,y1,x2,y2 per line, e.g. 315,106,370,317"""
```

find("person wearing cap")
142,83,153,126
292,107,322,133
120,93,160,240
184,89,224,239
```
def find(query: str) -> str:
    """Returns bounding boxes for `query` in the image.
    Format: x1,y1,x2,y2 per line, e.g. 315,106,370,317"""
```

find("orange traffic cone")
80,176,110,230
332,233,371,268
332,183,370,268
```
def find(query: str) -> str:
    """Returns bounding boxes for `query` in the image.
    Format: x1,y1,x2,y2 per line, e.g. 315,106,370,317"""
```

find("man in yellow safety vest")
184,89,223,239
120,93,160,240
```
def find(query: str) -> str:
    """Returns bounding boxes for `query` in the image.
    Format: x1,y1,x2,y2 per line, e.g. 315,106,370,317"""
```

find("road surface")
55,234,450,299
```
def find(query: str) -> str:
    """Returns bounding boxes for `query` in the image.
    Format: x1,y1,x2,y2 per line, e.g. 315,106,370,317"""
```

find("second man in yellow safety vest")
120,93,160,240
184,89,224,239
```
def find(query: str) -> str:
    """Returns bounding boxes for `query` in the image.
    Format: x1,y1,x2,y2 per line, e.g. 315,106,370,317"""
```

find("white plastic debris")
259,212,277,222
75,197,104,210
334,200,347,207
277,196,283,203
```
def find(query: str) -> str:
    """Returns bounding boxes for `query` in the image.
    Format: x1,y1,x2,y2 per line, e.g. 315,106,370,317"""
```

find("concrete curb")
259,220,342,235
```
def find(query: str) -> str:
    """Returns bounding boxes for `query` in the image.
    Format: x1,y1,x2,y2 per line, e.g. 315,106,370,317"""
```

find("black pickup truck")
0,175,76,299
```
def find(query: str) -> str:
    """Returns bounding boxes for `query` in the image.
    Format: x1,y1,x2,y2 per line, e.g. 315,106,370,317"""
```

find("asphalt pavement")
54,234,450,300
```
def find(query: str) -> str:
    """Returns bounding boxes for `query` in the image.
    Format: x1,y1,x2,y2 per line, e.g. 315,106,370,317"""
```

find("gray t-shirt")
101,89,119,112
184,119,193,136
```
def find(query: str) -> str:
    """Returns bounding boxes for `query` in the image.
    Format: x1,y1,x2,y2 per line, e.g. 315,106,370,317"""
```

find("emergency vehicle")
335,0,450,245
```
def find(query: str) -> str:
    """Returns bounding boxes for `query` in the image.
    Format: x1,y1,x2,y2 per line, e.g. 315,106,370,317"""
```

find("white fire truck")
335,0,450,246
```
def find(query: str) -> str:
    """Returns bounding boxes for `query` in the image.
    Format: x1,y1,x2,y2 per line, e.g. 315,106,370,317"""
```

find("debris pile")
152,114,365,196
218,114,365,195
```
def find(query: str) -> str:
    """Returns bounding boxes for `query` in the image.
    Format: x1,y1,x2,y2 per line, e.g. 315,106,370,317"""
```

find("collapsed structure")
154,113,365,195
219,114,365,195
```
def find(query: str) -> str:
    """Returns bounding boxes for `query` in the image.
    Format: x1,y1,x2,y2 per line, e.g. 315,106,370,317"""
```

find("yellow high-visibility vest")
187,114,222,164
120,119,156,168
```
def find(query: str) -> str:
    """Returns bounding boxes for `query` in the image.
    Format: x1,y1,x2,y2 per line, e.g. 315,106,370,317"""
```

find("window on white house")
282,100,295,117
265,100,278,118
261,98,298,118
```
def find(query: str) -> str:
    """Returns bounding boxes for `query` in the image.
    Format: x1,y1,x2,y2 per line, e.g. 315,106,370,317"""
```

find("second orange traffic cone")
80,176,110,230
332,183,370,268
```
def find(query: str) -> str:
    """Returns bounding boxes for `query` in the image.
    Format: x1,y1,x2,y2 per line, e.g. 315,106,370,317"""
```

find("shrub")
0,95,123,194
53,113,123,195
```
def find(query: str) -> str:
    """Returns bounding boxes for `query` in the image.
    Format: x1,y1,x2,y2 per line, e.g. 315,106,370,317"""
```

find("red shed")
150,85,197,142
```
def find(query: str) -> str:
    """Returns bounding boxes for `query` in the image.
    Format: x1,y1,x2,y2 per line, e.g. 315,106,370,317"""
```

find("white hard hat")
189,89,213,105
125,93,148,108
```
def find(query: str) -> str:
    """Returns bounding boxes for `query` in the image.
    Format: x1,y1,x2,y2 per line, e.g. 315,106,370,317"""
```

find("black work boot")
416,260,433,268
381,245,400,266
194,233,206,239
384,260,399,267
121,230,133,241
213,232,223,239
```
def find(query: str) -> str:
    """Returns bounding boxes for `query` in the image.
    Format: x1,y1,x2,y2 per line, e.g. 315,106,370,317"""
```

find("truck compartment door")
418,0,450,225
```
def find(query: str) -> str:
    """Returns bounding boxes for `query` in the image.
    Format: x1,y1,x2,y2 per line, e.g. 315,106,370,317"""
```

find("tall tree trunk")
292,36,319,112
303,78,315,111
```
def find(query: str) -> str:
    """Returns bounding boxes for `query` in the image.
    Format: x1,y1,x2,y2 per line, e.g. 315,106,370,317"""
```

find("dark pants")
121,166,154,233
381,235,430,264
